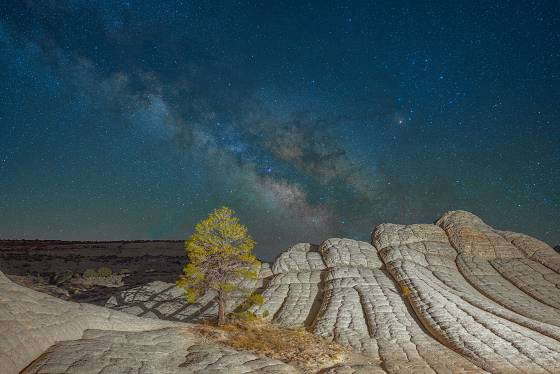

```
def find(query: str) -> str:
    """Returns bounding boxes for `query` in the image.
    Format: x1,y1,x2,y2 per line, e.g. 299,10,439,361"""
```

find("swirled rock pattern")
0,270,297,374
254,237,483,373
21,329,297,374
374,222,560,373
2,210,560,373
253,211,560,373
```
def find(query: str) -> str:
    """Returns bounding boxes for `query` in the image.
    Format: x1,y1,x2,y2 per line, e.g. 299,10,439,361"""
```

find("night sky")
1,1,559,260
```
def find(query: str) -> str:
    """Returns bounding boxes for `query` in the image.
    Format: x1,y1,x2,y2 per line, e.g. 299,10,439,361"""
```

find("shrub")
232,292,266,318
119,268,130,275
230,310,259,322
402,285,410,297
55,270,74,284
97,266,113,277
247,292,265,306
83,268,97,278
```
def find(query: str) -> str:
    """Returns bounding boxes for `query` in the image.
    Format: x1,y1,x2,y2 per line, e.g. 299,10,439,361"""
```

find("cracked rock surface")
254,236,483,373
253,211,560,373
0,270,297,374
2,210,560,373
374,221,560,373
22,329,297,374
105,263,271,322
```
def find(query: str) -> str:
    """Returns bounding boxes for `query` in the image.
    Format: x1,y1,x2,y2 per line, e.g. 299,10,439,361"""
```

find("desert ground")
0,240,184,304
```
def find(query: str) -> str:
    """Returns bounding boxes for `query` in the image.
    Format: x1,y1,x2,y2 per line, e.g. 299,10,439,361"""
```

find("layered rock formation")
375,215,560,373
2,210,559,373
252,211,560,373
252,238,482,373
0,270,297,373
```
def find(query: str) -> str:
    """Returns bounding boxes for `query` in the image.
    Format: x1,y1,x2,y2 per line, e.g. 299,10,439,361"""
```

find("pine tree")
177,206,260,325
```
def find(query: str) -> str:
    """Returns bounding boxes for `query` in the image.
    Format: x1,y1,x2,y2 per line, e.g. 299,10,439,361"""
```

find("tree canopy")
177,206,260,325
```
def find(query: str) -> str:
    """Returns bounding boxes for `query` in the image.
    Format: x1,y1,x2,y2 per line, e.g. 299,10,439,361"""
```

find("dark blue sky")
1,1,558,259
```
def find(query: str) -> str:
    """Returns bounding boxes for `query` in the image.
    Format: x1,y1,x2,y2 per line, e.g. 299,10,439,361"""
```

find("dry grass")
195,319,347,372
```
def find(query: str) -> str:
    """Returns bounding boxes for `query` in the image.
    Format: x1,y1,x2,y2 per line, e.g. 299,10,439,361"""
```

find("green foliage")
119,268,130,275
262,309,270,318
97,266,113,277
402,285,410,297
177,206,260,324
230,310,259,322
248,292,265,306
185,287,198,304
55,270,74,284
233,292,266,317
83,268,97,278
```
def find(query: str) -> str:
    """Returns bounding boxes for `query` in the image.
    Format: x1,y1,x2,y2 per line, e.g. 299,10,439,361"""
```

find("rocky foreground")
1,210,560,373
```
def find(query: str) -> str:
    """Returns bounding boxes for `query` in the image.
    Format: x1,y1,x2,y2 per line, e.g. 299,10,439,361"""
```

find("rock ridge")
253,210,560,373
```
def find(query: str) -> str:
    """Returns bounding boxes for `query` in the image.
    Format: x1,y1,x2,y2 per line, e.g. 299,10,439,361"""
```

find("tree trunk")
217,292,226,326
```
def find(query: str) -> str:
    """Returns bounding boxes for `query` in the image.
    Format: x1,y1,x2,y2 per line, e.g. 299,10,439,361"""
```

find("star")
0,0,557,258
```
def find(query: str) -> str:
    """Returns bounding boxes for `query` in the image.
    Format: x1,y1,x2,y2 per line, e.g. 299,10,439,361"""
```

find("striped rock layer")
0,269,297,374
254,211,560,374
2,210,559,373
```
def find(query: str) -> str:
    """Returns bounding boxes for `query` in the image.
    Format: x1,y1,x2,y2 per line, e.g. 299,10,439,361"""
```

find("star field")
0,1,559,260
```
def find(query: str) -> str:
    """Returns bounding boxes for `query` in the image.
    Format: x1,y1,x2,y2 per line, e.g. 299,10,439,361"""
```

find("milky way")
1,2,558,259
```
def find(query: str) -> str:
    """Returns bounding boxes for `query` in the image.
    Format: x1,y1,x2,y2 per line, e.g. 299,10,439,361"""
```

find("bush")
402,285,410,297
230,311,259,322
97,266,113,277
83,268,97,278
119,268,130,275
233,292,265,315
248,292,265,306
55,270,74,284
